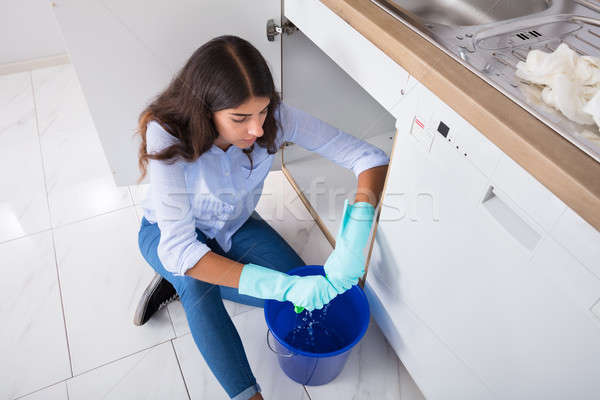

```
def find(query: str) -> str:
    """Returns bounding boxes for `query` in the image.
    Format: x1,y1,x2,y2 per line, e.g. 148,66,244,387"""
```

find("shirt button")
224,171,230,176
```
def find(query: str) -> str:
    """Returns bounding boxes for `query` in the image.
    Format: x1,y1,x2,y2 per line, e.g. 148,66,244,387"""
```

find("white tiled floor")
0,64,425,399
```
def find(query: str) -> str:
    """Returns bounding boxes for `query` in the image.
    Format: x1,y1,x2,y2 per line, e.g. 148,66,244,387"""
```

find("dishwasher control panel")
430,113,503,179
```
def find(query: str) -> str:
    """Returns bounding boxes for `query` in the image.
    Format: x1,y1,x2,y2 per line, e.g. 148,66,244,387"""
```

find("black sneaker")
133,273,179,326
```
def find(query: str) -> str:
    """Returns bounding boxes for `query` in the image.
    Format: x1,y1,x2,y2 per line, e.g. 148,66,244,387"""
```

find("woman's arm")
146,121,216,277
183,165,390,288
354,165,388,207
276,102,390,188
184,251,243,288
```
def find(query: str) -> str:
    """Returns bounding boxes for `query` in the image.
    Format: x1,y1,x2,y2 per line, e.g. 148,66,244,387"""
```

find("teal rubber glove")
238,263,338,311
324,199,375,294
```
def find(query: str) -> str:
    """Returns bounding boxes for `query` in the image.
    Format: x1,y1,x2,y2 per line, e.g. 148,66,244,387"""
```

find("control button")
437,121,450,138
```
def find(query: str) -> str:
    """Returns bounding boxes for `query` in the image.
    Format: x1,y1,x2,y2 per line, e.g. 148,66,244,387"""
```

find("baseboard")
0,53,70,76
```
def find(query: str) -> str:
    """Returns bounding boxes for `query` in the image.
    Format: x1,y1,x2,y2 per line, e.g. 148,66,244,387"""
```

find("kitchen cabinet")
284,0,409,114
368,79,600,399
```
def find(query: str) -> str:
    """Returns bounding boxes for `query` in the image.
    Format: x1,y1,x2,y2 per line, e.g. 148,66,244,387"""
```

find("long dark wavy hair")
135,35,281,184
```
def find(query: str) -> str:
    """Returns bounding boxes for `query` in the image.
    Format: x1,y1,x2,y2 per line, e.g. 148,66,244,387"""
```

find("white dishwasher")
365,94,600,400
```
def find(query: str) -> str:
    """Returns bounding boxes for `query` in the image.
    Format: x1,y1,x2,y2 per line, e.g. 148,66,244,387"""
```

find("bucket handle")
266,329,296,358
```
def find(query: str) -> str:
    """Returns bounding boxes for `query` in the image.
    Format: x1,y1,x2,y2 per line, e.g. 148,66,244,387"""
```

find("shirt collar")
210,143,236,154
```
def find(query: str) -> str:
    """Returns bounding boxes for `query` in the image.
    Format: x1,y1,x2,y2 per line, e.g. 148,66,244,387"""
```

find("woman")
134,35,389,400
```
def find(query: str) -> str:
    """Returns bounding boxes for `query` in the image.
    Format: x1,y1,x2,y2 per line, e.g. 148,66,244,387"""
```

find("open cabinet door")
278,30,397,244
51,0,282,186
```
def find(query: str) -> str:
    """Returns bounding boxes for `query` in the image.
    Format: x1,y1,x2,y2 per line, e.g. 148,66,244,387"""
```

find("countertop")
321,0,600,232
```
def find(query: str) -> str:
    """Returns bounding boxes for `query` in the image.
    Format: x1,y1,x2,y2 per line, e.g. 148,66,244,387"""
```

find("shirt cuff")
352,149,390,178
174,241,212,277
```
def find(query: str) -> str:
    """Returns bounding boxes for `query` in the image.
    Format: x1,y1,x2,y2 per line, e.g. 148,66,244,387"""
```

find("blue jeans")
137,211,306,399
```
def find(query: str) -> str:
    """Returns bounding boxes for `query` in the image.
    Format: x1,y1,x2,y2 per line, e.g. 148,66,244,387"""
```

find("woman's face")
212,96,270,151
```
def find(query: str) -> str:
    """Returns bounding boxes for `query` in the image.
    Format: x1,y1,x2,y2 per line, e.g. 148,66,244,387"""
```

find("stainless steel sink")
371,0,600,163
377,0,552,26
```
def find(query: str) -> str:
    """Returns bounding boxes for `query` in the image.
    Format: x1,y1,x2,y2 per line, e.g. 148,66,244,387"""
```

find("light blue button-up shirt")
142,101,390,276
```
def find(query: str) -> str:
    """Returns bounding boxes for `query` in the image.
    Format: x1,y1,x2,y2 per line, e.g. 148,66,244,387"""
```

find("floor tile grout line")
98,343,156,400
165,302,178,338
127,185,136,205
13,337,176,399
50,231,75,373
170,340,192,400
75,337,174,380
52,203,136,231
0,227,53,246
12,378,67,400
0,202,138,247
29,70,75,379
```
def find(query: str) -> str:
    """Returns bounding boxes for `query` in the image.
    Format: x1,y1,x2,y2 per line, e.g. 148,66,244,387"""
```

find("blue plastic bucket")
264,265,370,386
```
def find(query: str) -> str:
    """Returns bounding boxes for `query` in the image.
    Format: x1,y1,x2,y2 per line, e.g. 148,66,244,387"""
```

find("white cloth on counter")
515,43,600,129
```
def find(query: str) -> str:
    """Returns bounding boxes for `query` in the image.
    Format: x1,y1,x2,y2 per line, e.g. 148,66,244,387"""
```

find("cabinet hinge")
267,19,298,41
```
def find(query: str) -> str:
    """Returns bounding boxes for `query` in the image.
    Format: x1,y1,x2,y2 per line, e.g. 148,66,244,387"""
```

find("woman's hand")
284,275,338,311
324,199,375,294
238,263,337,311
